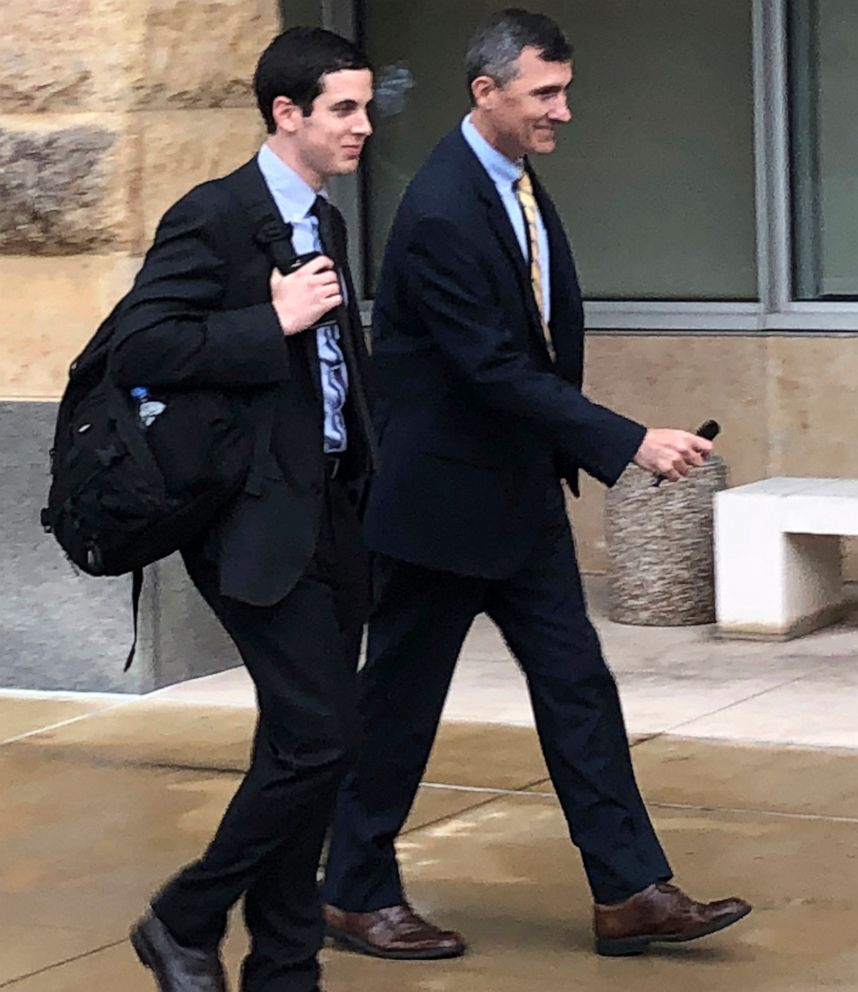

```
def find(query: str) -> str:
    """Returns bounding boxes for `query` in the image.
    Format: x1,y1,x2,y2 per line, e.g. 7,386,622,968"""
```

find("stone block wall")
1,0,280,401
1,0,283,690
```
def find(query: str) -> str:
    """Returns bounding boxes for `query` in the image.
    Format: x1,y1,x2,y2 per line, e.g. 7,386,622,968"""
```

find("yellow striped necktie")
514,170,555,361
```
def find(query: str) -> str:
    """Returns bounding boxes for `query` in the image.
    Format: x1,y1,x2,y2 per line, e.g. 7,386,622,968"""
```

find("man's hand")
633,428,713,483
270,256,343,336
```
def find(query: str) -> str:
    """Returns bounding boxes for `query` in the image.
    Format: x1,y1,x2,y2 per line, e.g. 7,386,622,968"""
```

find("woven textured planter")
605,456,728,626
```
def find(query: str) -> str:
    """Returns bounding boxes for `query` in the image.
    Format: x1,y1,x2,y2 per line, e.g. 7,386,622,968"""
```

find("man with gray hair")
321,8,752,961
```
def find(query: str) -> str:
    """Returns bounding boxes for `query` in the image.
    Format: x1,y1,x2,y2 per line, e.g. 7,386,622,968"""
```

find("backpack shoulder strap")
229,167,299,496
230,164,298,273
123,567,144,671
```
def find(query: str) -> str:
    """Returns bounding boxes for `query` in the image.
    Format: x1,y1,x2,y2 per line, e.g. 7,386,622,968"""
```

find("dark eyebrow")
331,99,360,111
531,82,573,97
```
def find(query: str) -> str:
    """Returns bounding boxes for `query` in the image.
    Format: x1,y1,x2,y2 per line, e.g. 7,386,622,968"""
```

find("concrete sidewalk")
148,576,858,748
2,576,857,990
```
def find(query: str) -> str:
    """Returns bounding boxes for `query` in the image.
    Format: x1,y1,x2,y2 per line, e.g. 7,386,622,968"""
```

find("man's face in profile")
482,47,573,160
294,68,374,180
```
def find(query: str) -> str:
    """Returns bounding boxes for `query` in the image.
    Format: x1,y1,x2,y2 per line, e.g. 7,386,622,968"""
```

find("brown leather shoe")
594,882,752,956
324,902,466,960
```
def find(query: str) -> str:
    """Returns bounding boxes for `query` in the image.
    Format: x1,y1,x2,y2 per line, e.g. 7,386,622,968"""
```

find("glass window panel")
277,1,322,28
791,0,858,300
361,0,757,300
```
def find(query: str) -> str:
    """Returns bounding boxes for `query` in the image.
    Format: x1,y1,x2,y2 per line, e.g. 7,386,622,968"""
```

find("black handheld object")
287,250,322,273
695,419,721,442
652,419,721,488
281,251,342,331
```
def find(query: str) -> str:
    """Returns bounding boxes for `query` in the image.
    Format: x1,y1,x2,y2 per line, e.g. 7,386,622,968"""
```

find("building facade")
2,0,856,688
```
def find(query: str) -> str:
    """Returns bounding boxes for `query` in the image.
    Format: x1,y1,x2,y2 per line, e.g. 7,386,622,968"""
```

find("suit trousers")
322,480,672,910
153,471,369,992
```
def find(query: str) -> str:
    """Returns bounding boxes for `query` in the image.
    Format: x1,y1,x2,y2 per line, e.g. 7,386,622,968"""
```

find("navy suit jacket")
363,128,645,579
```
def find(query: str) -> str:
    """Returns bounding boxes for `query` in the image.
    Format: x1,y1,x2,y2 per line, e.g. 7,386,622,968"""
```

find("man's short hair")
254,27,372,133
465,8,573,101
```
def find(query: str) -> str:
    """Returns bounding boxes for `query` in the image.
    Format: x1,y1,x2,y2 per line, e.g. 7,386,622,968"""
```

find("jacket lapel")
231,159,323,402
530,168,585,381
483,192,548,347
455,133,552,356
461,149,531,301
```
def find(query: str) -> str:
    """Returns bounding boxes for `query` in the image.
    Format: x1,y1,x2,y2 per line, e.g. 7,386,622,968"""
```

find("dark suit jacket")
364,127,646,579
111,158,373,605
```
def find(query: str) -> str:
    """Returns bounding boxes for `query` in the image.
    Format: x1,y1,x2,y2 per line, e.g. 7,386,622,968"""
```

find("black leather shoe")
130,912,227,991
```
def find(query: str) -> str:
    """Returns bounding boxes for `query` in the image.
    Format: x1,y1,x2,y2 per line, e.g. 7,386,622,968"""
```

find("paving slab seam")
629,732,663,747
635,732,858,755
420,781,546,798
403,776,555,836
139,696,257,710
0,939,126,989
645,673,813,740
418,782,858,825
514,735,663,799
148,701,257,711
0,698,141,747
401,791,526,838
649,799,858,826
422,783,556,800
0,688,138,702
73,757,246,776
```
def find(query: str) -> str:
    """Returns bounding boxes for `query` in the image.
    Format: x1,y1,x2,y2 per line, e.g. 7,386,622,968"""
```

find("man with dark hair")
119,27,375,992
321,7,751,962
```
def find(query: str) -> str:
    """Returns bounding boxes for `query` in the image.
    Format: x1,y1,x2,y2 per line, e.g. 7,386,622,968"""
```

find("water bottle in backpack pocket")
130,387,166,430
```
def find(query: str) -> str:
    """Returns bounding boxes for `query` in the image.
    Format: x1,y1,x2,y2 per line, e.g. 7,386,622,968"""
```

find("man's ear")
272,95,301,134
470,74,497,109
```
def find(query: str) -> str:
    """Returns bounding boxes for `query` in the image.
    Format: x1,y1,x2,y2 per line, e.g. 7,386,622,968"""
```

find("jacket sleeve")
405,214,645,486
110,185,290,390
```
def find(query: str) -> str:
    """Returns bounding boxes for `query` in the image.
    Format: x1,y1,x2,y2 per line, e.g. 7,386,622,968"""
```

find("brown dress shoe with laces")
594,882,752,956
324,903,466,960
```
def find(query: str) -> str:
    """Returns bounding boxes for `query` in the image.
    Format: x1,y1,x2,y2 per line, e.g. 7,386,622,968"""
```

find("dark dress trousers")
322,128,672,911
111,159,373,992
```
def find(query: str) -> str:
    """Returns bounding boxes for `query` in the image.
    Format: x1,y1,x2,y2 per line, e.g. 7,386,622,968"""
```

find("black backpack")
41,202,295,667
41,308,254,578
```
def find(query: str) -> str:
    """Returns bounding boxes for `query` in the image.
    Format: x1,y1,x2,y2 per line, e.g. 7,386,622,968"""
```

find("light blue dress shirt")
257,144,348,454
460,115,551,323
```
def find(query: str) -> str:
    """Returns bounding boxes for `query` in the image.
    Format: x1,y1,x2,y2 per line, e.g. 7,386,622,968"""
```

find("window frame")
319,0,858,332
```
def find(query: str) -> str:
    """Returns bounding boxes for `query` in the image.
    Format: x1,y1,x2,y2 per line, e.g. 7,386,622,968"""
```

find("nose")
353,108,373,137
549,93,572,123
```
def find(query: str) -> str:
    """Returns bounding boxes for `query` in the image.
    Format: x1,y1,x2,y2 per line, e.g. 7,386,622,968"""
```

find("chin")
529,142,555,156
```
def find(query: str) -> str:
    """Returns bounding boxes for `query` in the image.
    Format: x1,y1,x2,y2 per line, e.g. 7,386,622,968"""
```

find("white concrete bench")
715,478,858,639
